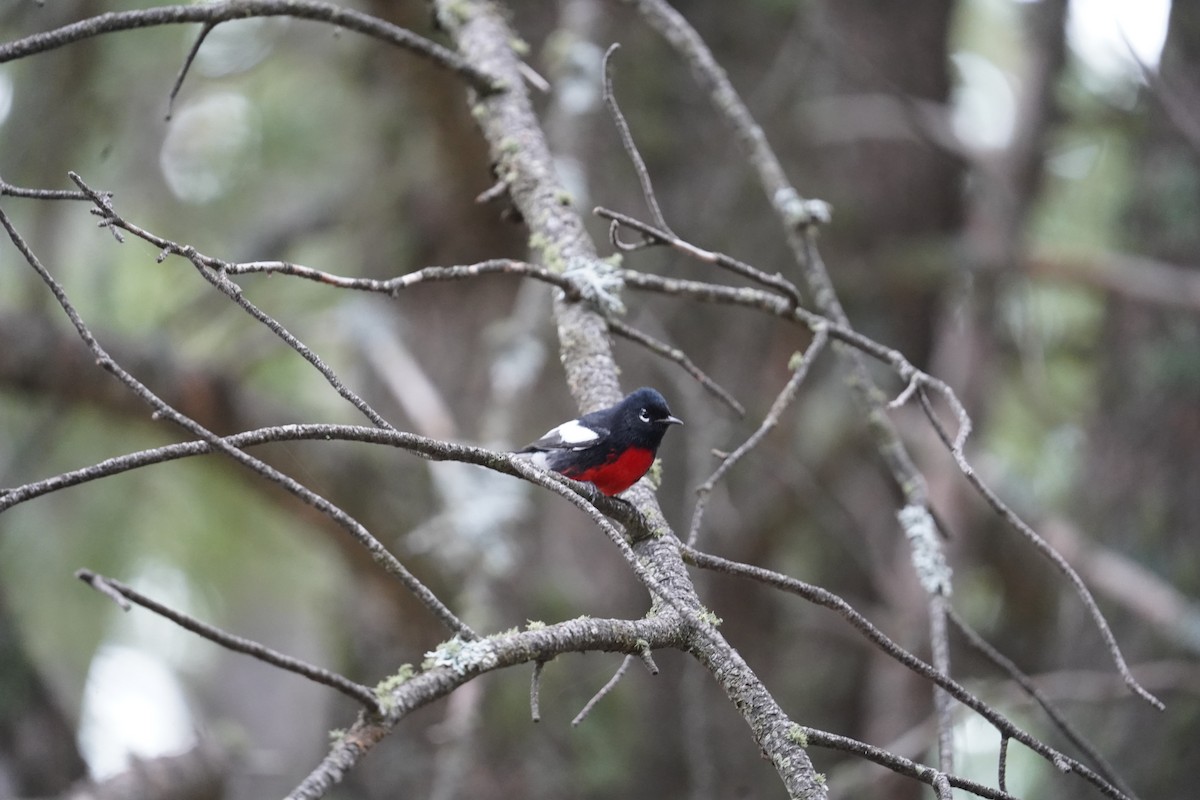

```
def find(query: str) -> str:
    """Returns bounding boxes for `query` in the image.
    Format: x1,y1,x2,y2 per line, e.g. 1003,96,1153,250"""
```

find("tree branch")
688,327,828,546
76,569,382,712
0,1,500,94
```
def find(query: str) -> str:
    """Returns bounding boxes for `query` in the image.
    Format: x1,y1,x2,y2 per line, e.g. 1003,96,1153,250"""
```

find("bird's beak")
663,415,683,426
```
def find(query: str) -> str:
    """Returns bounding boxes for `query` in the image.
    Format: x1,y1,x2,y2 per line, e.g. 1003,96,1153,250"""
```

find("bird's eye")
638,408,651,423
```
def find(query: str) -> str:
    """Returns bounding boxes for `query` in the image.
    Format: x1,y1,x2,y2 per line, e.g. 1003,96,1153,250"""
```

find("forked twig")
802,726,1016,800
289,614,682,800
602,44,675,237
597,207,803,306
918,389,1164,712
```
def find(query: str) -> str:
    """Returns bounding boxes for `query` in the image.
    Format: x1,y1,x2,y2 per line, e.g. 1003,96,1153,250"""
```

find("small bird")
518,387,683,496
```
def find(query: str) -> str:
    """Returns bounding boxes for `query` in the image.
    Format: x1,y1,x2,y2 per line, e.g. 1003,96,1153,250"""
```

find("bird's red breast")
561,446,656,496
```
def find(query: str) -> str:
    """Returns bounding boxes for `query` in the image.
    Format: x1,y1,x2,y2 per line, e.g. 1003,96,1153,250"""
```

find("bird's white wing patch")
525,451,553,471
548,419,601,446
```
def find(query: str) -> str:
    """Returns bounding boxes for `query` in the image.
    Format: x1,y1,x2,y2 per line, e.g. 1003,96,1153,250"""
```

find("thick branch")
287,614,685,800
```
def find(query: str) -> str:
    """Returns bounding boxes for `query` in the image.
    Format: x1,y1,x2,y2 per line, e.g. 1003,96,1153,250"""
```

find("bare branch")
606,317,745,416
946,608,1137,798
165,20,215,119
573,654,635,727
596,206,803,306
918,389,1165,712
77,569,382,712
223,258,580,298
0,1,500,94
998,734,1009,794
602,44,675,236
688,326,828,546
0,176,100,201
803,727,1016,800
288,615,685,800
929,596,955,778
530,660,545,723
620,267,973,456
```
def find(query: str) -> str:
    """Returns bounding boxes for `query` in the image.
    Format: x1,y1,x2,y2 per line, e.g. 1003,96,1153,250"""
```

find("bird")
517,387,683,496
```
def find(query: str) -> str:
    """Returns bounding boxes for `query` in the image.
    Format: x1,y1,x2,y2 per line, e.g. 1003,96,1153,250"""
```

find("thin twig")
0,204,474,641
602,44,675,236
0,1,501,94
596,207,803,306
78,568,132,610
688,326,827,546
998,734,1009,794
946,607,1137,798
517,61,551,93
474,180,508,204
77,569,382,712
166,20,215,119
919,389,1164,712
530,660,545,723
224,258,580,299
0,177,100,201
606,317,744,416
635,642,659,675
572,654,634,726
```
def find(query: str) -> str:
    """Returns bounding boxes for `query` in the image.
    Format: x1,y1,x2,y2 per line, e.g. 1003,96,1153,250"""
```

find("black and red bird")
518,387,683,496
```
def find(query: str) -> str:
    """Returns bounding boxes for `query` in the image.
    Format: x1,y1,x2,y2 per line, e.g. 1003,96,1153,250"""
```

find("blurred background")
1,0,1197,798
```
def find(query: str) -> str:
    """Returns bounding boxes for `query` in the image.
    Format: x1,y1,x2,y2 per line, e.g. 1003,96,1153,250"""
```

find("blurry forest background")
1,0,1198,798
